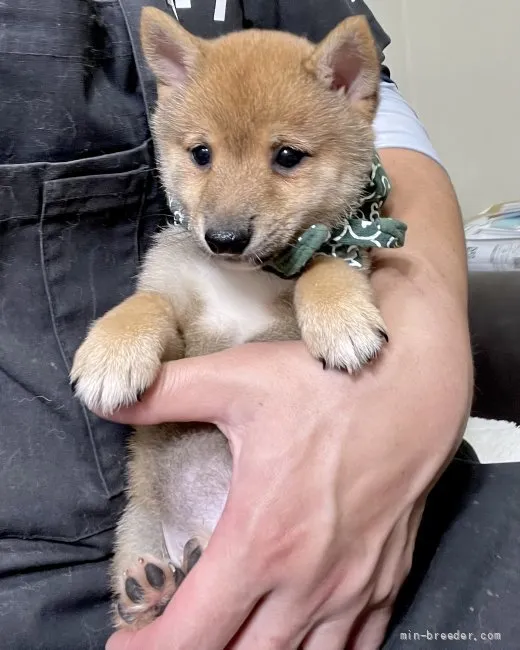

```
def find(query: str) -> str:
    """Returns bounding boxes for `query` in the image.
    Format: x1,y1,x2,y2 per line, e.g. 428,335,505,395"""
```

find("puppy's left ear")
308,16,380,119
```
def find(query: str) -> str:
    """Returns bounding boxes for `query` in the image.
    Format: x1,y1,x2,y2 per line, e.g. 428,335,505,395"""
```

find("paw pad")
116,556,177,629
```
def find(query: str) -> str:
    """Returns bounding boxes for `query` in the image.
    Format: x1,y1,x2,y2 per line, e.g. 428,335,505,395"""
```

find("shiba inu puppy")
71,6,389,628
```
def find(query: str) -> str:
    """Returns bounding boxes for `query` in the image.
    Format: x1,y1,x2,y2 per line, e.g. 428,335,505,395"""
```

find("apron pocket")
39,165,151,507
0,154,162,542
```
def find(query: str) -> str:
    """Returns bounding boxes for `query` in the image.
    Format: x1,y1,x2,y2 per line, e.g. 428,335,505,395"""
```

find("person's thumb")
101,353,232,426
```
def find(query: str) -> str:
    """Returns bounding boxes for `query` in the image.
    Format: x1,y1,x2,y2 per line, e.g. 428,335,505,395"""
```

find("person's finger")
302,617,354,650
100,340,321,428
101,353,232,426
228,589,317,650
106,625,159,650
101,340,297,427
347,606,392,650
165,522,264,648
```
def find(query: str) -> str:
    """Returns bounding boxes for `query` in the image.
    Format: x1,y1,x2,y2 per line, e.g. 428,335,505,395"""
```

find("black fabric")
240,0,393,82
385,459,520,649
0,1,175,646
469,272,520,425
241,0,390,52
0,1,518,648
0,1,149,165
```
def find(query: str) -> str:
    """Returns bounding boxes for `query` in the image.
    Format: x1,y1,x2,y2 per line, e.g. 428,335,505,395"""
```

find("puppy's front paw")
71,317,163,414
300,300,388,373
115,556,179,630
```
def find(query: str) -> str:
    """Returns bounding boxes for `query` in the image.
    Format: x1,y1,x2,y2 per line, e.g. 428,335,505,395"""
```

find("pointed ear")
140,7,202,88
308,16,380,117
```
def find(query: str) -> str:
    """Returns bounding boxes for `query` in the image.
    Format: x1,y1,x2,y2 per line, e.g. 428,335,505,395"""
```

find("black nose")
205,227,251,255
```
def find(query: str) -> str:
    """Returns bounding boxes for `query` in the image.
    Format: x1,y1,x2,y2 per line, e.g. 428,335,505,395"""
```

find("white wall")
368,0,520,220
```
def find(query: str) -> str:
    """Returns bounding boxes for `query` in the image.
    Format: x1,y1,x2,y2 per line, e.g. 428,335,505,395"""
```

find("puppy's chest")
187,269,297,355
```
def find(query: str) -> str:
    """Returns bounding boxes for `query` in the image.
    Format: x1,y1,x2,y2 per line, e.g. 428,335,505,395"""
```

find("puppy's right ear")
140,7,201,87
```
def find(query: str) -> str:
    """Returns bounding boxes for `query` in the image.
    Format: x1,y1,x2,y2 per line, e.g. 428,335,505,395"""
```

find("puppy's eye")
273,147,308,170
191,145,212,167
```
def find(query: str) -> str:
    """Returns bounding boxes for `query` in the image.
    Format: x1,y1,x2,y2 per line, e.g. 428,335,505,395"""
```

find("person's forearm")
376,148,468,308
372,148,473,458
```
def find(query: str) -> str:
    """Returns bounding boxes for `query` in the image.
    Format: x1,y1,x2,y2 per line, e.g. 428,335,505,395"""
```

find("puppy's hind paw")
115,556,180,630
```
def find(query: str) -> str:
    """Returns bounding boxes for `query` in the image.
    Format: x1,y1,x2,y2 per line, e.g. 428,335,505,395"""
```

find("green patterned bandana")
264,153,407,279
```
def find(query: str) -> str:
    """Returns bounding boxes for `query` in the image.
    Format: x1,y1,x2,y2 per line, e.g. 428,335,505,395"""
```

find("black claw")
379,329,389,343
125,577,145,604
319,358,327,370
136,391,144,402
154,600,169,617
144,563,166,590
184,539,202,573
174,567,186,588
70,379,78,393
117,602,136,625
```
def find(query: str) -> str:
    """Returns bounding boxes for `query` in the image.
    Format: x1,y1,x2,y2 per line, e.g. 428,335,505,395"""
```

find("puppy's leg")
112,424,221,630
111,498,180,630
295,256,387,372
71,292,181,414
112,425,182,631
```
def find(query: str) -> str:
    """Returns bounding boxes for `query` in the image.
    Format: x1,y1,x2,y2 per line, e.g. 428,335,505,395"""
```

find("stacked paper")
465,201,520,271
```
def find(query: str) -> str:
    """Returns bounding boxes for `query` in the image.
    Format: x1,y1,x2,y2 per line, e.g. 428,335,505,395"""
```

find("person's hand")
105,264,472,650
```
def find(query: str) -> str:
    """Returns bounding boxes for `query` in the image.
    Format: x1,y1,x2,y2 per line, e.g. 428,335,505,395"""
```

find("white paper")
166,0,179,19
466,238,520,271
214,0,227,21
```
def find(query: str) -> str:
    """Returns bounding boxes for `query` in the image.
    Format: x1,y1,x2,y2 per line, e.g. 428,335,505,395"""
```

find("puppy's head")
141,8,380,267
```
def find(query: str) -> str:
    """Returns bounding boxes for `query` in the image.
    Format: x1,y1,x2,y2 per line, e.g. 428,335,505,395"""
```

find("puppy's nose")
205,227,251,255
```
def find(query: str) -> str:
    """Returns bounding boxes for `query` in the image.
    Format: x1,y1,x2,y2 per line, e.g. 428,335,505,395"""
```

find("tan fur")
71,8,388,629
144,7,378,261
71,292,182,414
295,256,386,369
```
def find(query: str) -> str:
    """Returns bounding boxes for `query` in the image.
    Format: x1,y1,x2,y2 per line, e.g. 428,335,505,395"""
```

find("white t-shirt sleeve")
374,82,443,168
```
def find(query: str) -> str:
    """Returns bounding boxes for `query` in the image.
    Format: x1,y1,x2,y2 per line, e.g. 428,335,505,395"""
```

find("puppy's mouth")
206,235,297,272
212,252,268,272
200,232,286,270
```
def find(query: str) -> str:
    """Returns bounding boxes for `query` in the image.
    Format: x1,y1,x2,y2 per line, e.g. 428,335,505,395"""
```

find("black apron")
0,1,388,647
